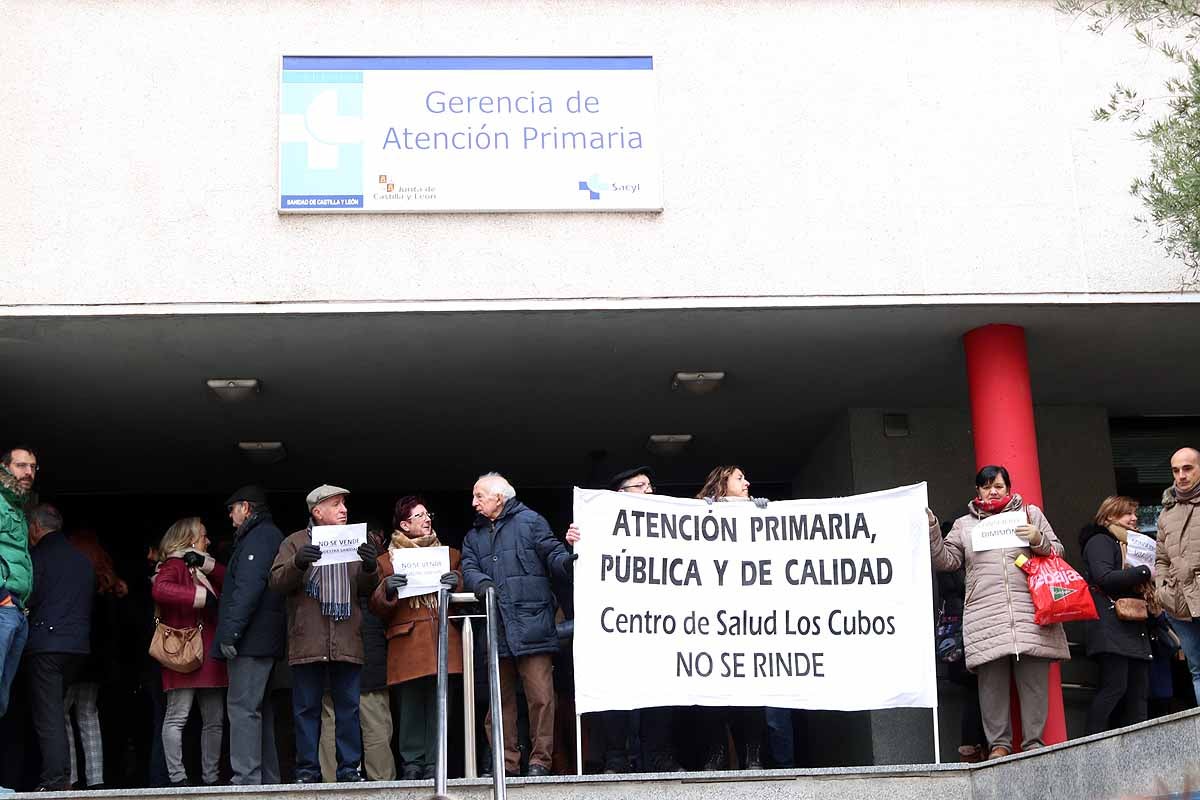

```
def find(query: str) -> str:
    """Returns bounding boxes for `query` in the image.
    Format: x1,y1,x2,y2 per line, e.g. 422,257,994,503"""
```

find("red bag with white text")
1015,553,1099,625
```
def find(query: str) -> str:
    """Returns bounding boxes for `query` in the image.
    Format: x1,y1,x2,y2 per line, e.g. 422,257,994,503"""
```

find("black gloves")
358,542,379,571
182,551,205,569
219,642,238,660
439,571,458,591
385,573,408,598
294,544,322,570
475,579,495,602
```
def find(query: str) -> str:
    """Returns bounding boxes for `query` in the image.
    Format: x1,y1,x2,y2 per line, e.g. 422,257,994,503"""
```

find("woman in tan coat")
928,465,1069,759
369,496,462,780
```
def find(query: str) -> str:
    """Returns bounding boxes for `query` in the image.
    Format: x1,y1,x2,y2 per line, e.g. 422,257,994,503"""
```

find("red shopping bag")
1015,553,1099,625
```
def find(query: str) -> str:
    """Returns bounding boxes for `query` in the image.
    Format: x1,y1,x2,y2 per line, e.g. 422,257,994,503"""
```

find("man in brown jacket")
1155,447,1200,702
269,485,380,783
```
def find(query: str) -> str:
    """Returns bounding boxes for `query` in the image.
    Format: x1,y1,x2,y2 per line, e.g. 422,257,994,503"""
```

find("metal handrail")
436,589,505,800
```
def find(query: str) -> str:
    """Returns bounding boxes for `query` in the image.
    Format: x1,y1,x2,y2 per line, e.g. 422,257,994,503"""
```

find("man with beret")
270,485,380,783
214,484,287,786
566,466,686,774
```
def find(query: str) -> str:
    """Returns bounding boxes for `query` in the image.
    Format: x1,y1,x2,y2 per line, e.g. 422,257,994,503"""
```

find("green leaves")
1058,0,1200,288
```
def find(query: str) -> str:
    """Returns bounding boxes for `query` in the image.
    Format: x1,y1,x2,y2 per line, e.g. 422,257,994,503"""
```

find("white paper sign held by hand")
970,511,1028,552
1125,531,1156,575
312,523,368,566
390,546,452,600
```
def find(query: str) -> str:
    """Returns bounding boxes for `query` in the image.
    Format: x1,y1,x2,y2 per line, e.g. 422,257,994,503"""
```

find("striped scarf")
303,526,351,621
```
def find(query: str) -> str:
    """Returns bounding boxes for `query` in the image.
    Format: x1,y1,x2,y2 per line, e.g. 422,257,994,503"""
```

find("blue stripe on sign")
282,56,653,71
282,71,364,83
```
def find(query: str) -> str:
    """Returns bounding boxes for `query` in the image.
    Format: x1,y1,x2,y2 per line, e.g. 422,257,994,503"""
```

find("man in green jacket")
0,445,37,719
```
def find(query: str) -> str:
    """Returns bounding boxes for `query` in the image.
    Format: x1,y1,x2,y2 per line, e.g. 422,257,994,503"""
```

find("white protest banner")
572,484,936,714
389,546,452,600
312,523,367,566
970,511,1027,552
1125,531,1156,575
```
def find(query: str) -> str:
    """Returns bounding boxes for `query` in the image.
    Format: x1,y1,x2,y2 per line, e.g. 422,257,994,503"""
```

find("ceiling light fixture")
646,434,693,456
206,378,261,402
671,371,725,395
237,441,287,465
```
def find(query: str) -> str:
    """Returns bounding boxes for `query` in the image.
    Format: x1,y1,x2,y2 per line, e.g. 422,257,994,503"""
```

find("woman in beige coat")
928,465,1069,759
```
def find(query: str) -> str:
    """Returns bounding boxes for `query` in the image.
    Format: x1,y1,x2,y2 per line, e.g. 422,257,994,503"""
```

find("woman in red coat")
152,517,227,787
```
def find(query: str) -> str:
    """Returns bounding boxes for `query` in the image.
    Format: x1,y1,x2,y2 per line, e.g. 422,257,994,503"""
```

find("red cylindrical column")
962,323,1067,747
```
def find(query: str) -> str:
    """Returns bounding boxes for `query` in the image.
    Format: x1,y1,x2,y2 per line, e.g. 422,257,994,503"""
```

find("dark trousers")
596,710,633,771
291,662,361,782
640,706,680,768
394,675,437,771
1086,653,1150,734
28,652,85,789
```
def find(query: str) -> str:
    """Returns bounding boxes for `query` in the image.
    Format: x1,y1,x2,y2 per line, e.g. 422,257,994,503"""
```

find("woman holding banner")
369,496,462,780
1078,496,1153,733
694,466,768,770
927,465,1069,760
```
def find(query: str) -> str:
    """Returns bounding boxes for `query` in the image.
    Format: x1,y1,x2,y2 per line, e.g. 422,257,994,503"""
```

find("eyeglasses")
406,511,435,522
619,481,652,492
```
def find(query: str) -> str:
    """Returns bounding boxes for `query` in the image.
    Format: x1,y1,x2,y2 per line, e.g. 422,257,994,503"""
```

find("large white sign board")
280,56,661,212
571,484,937,713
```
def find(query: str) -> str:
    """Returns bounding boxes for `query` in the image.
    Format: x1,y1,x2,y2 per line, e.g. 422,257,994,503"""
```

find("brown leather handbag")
148,606,204,673
1113,597,1148,622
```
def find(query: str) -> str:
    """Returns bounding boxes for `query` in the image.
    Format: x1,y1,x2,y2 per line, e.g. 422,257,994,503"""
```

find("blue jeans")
291,662,361,781
0,606,27,718
1167,616,1200,702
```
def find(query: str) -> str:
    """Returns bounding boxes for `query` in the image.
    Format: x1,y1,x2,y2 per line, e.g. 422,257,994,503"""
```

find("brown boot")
986,746,1011,760
957,745,983,763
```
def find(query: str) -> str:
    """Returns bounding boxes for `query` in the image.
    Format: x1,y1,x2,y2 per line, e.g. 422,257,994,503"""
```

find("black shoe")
702,742,729,771
526,764,551,777
87,784,109,791
420,765,436,780
649,755,686,773
36,785,72,793
401,765,422,780
293,775,320,784
169,779,191,788
744,743,763,770
338,773,366,783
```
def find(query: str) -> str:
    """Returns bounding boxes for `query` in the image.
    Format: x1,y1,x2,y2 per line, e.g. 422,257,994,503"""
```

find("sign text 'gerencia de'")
279,56,661,213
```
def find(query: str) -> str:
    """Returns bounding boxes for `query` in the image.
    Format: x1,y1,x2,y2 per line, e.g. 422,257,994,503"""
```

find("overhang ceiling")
0,303,1195,496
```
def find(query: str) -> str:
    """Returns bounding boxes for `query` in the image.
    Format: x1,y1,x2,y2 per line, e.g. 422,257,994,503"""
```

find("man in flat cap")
215,485,287,785
270,485,380,783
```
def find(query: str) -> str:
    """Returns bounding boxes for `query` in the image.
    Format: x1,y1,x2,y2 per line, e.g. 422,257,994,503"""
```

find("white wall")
2,1,1182,307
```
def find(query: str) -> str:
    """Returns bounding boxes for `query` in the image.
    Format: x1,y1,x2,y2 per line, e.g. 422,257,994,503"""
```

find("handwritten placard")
312,523,368,566
1125,531,1156,575
970,511,1027,552
390,546,451,599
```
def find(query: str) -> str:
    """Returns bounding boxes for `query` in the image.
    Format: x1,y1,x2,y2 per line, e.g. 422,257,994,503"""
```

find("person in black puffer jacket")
213,485,287,786
1079,495,1153,734
461,473,574,778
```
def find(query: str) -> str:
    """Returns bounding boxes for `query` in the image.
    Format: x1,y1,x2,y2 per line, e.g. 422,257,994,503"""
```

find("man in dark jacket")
25,503,95,791
461,472,575,777
214,485,286,786
269,485,379,784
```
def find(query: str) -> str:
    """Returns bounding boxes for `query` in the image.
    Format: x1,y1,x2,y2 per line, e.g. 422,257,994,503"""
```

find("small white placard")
390,546,451,600
1125,531,1156,575
311,523,368,566
970,511,1027,552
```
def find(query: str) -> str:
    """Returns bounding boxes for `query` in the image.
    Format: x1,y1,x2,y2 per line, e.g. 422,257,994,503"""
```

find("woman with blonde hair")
1079,496,1153,733
151,517,226,786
